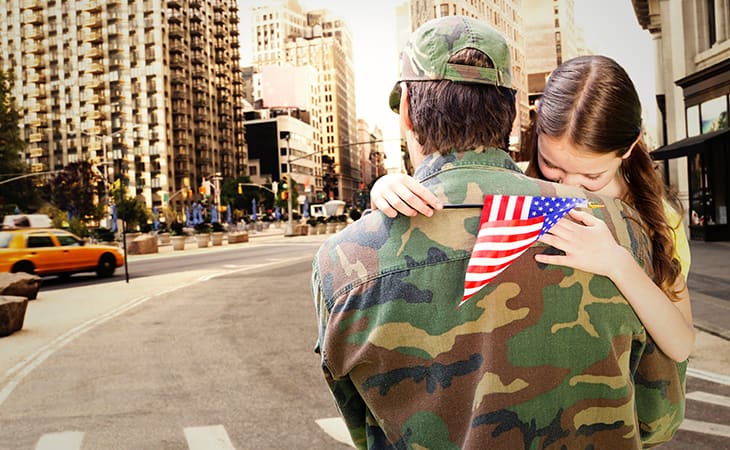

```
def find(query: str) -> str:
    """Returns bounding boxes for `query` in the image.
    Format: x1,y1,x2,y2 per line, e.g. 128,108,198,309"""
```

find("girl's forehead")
538,134,620,170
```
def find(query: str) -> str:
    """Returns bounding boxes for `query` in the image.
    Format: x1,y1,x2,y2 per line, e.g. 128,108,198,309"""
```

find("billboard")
258,65,315,110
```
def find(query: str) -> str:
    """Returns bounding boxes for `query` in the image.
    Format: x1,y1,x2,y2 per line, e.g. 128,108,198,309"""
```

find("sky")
239,0,657,168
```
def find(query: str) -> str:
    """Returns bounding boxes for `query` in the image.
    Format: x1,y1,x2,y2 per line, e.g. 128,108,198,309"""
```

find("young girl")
370,55,694,362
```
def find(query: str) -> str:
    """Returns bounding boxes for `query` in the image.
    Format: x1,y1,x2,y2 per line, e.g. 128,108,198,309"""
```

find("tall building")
633,0,730,241
0,0,247,216
408,0,529,153
250,0,358,204
522,0,581,104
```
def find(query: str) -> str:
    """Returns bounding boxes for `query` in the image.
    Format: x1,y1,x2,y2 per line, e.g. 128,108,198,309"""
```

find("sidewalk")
685,240,730,376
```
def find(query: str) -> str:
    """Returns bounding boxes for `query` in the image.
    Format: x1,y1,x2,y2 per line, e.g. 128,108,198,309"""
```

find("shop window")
700,95,728,133
687,105,701,137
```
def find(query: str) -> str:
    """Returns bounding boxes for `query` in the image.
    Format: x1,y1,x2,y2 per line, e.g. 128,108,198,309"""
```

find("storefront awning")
651,128,730,160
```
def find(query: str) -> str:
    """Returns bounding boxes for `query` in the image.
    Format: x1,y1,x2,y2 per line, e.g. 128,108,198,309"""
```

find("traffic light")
282,191,288,200
237,183,243,195
281,175,288,190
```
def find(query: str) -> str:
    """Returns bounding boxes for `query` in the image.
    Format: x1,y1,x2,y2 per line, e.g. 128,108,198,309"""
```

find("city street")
0,231,727,449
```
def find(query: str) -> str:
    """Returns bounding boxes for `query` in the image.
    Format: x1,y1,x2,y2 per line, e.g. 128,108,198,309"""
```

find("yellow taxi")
0,228,124,278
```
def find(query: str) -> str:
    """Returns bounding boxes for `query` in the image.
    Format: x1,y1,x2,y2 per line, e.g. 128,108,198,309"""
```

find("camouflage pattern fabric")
312,148,686,449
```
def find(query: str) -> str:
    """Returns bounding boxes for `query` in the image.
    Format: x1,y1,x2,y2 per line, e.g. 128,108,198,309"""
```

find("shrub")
170,221,184,236
211,222,225,232
194,222,211,234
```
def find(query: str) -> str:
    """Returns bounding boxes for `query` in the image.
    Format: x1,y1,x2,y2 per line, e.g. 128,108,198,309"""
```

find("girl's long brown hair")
524,55,683,300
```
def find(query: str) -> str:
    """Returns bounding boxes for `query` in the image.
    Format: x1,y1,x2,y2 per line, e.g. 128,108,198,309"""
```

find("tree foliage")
0,70,39,214
50,161,102,220
110,181,149,231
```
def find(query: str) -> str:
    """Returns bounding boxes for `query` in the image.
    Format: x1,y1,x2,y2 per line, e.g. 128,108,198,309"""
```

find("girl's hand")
534,209,630,277
370,174,443,218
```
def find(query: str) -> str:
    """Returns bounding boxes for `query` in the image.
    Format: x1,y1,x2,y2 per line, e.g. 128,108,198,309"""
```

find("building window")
440,3,449,16
687,105,701,137
707,0,717,46
700,95,728,133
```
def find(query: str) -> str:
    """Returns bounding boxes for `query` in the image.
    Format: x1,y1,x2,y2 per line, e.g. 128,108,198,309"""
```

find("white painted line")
686,391,730,408
315,417,355,447
184,425,235,450
687,367,730,386
680,419,730,438
35,431,84,450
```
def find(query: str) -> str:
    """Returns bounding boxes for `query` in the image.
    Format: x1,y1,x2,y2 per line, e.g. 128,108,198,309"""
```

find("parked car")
0,228,124,278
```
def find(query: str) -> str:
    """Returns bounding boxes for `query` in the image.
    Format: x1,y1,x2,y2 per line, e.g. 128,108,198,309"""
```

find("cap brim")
388,82,400,113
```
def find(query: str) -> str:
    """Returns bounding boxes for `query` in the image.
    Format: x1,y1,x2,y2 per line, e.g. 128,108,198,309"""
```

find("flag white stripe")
476,221,543,238
487,195,502,221
471,235,540,252
464,251,531,281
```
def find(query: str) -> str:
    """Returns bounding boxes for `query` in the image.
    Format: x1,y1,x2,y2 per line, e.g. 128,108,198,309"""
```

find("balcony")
21,0,43,10
21,11,42,24
86,63,105,74
29,147,44,158
81,30,102,43
28,133,44,143
169,24,184,38
83,14,103,28
170,42,186,54
30,163,45,172
28,70,46,83
23,27,41,40
190,23,204,36
80,0,102,12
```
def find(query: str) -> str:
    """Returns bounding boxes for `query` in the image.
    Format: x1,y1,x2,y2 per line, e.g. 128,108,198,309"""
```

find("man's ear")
400,82,413,131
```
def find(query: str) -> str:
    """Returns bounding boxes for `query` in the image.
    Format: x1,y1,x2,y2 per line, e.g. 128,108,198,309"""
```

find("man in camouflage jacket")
311,16,685,449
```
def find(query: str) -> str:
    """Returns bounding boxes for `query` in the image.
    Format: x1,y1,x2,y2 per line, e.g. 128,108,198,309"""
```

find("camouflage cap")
389,16,513,112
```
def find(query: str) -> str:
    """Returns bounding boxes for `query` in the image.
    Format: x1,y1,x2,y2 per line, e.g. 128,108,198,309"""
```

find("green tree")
0,70,39,216
110,180,149,231
50,161,102,221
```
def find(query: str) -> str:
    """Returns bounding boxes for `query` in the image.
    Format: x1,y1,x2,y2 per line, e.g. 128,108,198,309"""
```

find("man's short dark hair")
405,48,516,155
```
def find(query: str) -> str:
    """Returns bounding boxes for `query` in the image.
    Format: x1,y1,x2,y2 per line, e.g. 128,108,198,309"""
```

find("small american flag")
461,194,587,306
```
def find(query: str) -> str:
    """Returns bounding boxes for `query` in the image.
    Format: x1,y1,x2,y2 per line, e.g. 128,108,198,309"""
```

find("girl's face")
537,133,628,198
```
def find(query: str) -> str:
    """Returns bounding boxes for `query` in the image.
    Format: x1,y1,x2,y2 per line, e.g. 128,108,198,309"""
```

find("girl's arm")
535,209,695,362
370,173,442,218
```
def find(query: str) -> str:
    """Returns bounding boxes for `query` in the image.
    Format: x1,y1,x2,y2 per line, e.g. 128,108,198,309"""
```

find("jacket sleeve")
633,335,687,446
311,254,368,449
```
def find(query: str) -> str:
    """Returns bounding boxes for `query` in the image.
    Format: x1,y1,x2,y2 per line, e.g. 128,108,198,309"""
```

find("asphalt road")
0,238,351,449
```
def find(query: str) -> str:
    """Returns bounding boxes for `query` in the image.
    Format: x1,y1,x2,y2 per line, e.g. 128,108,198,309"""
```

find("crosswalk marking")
183,425,236,450
680,419,730,438
687,367,730,386
687,390,730,408
35,431,84,450
316,417,355,447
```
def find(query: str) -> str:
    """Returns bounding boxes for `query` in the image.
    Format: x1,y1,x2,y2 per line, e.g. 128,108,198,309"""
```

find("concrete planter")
158,232,171,245
228,232,249,244
211,231,224,246
171,235,186,251
195,234,210,248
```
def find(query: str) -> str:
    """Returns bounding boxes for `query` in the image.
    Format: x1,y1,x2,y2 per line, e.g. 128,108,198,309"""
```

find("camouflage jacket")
312,148,686,449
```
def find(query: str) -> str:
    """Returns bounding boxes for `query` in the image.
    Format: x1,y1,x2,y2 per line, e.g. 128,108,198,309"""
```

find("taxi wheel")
96,254,116,278
11,261,35,275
